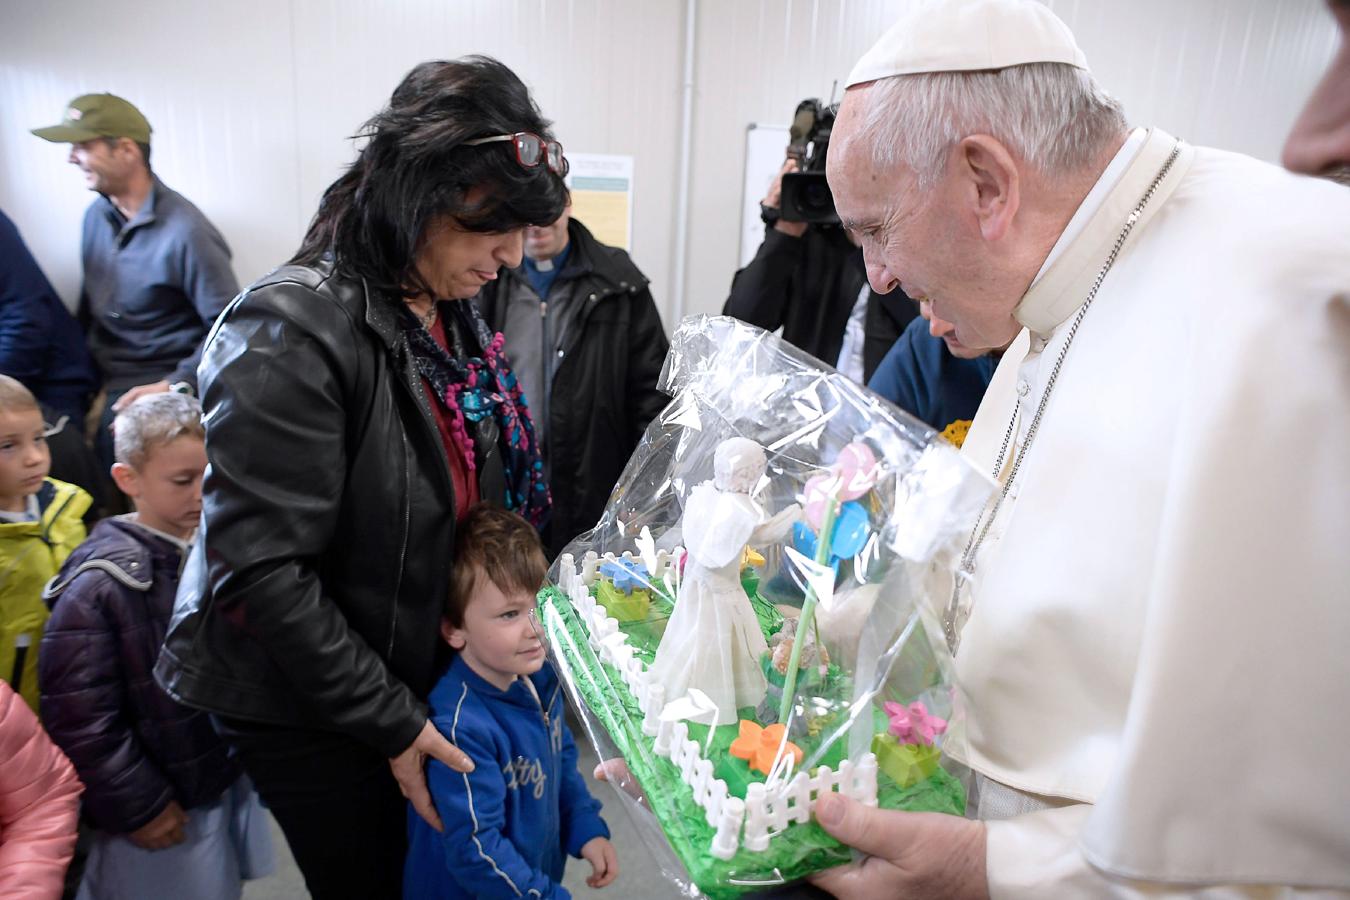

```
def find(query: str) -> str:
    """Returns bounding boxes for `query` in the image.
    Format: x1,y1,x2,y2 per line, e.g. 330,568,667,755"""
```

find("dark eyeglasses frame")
464,132,569,177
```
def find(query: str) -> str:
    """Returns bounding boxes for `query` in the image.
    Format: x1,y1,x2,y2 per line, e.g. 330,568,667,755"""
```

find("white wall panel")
0,0,1338,331
0,0,299,308
0,0,681,320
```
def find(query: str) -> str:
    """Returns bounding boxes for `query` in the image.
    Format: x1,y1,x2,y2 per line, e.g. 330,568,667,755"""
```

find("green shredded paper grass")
539,584,965,898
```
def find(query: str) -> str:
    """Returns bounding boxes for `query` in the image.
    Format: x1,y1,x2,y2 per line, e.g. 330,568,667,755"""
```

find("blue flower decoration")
791,500,870,570
599,558,650,594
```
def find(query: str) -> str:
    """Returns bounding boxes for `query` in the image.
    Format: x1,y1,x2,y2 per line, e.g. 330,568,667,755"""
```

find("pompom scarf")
401,301,550,528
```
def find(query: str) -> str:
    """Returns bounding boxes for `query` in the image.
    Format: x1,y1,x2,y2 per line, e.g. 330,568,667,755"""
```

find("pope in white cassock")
804,1,1350,898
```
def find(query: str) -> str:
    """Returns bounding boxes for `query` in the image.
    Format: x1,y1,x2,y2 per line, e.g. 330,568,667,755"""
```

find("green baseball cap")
31,93,152,144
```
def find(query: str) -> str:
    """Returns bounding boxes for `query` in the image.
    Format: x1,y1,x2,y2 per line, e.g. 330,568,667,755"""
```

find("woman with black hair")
155,57,568,899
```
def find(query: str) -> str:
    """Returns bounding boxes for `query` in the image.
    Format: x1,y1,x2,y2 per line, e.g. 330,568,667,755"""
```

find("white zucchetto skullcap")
846,0,1088,87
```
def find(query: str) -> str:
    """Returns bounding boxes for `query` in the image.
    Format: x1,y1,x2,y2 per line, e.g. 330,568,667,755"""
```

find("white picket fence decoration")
569,548,678,589
742,755,879,852
554,552,879,861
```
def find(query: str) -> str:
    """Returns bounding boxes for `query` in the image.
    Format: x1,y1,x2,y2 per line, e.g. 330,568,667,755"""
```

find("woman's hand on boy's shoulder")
390,719,475,832
580,836,618,889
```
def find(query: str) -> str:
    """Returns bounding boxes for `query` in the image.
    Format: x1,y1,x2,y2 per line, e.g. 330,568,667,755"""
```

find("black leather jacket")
156,260,465,758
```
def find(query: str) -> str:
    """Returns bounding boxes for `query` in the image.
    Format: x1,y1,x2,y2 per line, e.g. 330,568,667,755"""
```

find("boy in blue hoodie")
404,505,617,900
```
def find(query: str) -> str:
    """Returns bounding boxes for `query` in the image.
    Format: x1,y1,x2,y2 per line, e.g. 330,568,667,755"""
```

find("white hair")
113,393,204,469
855,62,1128,188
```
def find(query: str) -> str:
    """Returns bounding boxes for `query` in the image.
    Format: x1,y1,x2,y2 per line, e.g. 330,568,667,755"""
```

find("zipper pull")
523,675,550,728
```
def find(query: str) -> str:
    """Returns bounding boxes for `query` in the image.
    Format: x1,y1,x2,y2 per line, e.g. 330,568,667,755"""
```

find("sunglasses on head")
464,132,569,177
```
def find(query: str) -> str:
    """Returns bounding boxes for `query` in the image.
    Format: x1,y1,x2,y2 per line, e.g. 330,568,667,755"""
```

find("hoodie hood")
44,516,185,610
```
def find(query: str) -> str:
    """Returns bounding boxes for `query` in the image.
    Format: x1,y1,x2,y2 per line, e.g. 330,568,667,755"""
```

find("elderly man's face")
828,90,1026,352
916,298,987,360
1284,1,1350,178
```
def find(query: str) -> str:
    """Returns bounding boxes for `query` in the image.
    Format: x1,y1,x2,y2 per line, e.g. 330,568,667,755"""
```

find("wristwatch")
169,381,195,397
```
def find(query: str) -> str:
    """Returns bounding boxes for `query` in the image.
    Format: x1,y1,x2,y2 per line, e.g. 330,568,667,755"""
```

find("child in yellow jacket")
0,376,89,713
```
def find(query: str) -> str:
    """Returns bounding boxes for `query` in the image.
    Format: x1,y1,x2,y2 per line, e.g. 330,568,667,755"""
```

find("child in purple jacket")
39,394,273,900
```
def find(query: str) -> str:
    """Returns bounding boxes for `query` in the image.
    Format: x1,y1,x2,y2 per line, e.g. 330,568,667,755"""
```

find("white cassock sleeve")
987,274,1350,896
976,165,1350,893
987,806,1350,899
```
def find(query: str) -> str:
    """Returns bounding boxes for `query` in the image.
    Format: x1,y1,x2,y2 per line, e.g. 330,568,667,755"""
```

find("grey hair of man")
113,393,205,470
852,61,1129,189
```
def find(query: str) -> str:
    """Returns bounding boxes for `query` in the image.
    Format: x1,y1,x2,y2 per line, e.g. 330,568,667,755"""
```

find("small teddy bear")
770,617,829,677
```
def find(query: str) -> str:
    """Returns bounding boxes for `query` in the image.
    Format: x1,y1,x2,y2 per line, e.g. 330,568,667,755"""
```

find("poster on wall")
739,124,790,268
566,153,634,250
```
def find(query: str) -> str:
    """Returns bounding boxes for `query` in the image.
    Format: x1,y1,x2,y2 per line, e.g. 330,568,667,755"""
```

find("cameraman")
722,157,917,383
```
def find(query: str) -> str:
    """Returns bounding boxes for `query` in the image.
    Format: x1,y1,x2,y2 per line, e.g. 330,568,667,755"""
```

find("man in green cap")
32,93,238,471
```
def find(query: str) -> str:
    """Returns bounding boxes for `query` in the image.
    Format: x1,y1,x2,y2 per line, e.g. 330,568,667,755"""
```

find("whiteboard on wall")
739,124,790,269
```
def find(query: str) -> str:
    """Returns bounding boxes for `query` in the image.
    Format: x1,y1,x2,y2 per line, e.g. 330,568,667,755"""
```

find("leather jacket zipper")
388,335,456,659
387,430,412,657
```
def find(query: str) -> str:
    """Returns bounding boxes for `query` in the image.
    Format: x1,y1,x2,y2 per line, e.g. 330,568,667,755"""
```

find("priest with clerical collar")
806,1,1350,897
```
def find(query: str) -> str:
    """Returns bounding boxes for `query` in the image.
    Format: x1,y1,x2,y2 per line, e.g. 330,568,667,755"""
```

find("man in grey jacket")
33,93,238,469
477,205,669,557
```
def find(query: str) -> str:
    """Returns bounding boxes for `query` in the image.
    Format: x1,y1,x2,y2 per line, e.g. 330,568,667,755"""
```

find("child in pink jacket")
0,678,81,899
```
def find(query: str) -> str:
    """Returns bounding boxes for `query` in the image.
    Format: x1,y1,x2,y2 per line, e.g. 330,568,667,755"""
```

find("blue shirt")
403,655,608,900
522,242,571,301
868,316,998,446
80,178,238,390
0,209,98,418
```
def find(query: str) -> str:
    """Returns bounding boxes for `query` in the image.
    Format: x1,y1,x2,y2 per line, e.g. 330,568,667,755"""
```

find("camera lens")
801,181,834,216
780,172,839,224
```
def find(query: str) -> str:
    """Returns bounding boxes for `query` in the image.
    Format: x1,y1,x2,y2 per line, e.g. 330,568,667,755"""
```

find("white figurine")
648,438,800,725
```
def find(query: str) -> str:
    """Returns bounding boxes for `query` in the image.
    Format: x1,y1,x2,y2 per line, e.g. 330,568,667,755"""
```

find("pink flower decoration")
802,473,835,530
802,443,881,529
884,701,947,746
833,442,880,501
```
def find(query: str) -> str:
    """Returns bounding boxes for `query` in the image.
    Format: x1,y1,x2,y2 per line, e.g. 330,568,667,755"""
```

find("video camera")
778,98,838,225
